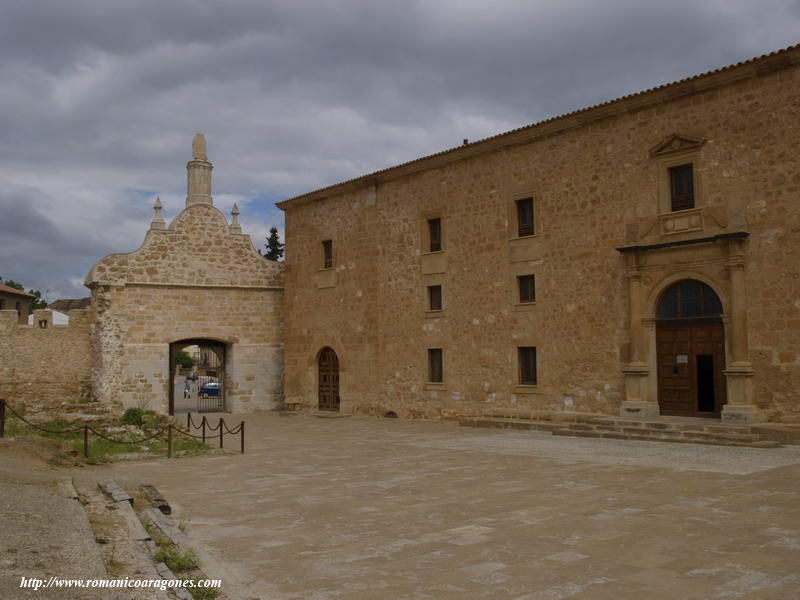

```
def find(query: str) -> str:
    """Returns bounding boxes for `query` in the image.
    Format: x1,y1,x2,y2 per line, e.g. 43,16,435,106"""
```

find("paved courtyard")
87,414,800,599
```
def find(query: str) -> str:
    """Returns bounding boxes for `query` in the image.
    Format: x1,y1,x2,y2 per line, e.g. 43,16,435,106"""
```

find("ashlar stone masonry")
85,134,284,413
278,45,800,424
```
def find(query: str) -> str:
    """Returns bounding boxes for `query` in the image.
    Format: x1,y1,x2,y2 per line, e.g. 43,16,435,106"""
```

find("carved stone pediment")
649,133,705,157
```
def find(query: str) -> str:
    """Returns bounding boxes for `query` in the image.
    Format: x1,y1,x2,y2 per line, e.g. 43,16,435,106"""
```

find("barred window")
518,275,536,303
428,348,443,383
518,347,537,385
516,197,535,237
428,218,442,252
428,285,442,311
322,240,333,269
657,279,722,319
669,164,694,211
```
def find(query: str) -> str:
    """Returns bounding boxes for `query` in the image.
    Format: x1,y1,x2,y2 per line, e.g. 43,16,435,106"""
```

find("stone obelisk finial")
186,132,213,207
150,196,166,230
229,203,242,233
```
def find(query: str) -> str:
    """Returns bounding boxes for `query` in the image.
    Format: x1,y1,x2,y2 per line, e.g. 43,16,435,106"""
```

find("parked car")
200,381,220,398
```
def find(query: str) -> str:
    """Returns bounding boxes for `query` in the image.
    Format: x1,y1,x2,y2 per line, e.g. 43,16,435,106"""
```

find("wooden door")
318,347,340,411
657,320,726,417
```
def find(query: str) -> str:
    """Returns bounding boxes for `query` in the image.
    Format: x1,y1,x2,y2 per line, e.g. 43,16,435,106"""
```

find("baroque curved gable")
86,203,283,288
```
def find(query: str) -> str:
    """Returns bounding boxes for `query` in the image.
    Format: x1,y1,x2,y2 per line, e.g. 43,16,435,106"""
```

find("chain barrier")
0,399,244,459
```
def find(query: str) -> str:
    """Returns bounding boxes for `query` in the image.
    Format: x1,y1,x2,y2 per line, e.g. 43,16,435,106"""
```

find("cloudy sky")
0,0,798,299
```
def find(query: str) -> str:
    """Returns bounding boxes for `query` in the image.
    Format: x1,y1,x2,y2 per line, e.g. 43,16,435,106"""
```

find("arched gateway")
86,134,284,415
655,279,726,417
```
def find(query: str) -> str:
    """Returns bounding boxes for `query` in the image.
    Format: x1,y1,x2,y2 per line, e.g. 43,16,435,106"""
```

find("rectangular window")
516,197,535,237
518,347,537,385
428,218,442,252
669,164,694,211
428,285,442,311
428,348,443,383
518,275,536,303
322,240,333,269
15,301,21,315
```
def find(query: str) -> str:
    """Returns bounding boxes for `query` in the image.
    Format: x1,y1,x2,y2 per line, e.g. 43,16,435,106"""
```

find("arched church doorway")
169,339,226,415
318,347,340,412
656,279,726,417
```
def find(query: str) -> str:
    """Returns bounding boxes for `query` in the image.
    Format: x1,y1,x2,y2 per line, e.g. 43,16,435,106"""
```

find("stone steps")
458,417,783,448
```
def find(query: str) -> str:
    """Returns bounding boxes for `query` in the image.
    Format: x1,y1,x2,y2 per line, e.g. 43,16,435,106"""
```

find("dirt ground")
0,438,107,599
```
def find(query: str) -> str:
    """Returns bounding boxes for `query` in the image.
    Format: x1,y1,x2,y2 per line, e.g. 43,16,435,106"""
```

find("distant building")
0,284,34,324
28,309,69,326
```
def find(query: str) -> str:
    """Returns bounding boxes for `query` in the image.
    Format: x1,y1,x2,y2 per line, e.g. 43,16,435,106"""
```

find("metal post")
187,412,191,430
0,399,5,438
83,426,89,459
201,416,206,444
167,425,173,458
240,421,245,454
219,418,224,449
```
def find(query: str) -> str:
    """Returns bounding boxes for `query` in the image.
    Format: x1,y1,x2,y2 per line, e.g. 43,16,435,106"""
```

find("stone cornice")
89,281,283,291
277,44,800,211
616,232,749,254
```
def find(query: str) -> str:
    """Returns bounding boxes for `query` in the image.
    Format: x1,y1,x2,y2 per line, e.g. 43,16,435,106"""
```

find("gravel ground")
0,439,107,599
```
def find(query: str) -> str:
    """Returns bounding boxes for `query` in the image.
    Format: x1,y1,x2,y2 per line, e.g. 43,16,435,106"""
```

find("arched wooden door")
318,347,340,412
656,280,726,417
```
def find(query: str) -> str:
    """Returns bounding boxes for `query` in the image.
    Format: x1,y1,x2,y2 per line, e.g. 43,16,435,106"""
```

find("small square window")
428,218,442,252
518,275,536,303
516,197,535,237
518,347,537,385
322,240,333,269
669,164,694,211
428,348,443,383
428,285,442,311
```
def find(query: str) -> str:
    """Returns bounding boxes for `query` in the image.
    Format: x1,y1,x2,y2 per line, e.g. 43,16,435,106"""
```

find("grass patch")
188,581,220,600
155,546,200,573
4,414,210,464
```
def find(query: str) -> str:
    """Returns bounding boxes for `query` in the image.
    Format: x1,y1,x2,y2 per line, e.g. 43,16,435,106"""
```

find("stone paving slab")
83,414,800,599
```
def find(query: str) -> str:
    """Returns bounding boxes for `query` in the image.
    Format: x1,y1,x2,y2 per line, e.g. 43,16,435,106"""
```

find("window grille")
518,347,537,385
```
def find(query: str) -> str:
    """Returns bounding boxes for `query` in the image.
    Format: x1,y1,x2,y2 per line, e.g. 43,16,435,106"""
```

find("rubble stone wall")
0,309,93,412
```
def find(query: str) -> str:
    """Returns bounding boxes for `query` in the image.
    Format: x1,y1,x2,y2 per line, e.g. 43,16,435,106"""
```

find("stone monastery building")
2,45,799,424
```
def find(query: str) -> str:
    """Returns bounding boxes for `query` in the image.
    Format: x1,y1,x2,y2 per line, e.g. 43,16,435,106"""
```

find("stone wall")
0,309,93,411
280,48,800,422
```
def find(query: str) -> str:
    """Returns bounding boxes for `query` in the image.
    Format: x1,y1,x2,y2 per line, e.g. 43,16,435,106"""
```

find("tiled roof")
0,284,34,298
277,43,800,209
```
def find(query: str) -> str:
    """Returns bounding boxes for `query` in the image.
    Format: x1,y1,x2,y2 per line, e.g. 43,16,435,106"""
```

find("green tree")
174,351,194,369
264,227,284,261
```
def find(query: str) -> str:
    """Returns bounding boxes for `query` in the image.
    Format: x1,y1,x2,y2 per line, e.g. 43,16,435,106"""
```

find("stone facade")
0,308,92,410
278,45,800,423
0,285,34,325
85,135,284,414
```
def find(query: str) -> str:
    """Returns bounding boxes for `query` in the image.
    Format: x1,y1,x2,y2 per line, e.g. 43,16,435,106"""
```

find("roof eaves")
276,43,800,211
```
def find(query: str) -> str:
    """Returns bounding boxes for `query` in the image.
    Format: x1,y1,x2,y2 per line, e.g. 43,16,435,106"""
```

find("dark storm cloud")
0,0,798,294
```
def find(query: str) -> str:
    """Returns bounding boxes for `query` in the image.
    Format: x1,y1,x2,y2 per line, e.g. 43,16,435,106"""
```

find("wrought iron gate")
194,343,225,413
172,340,226,414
